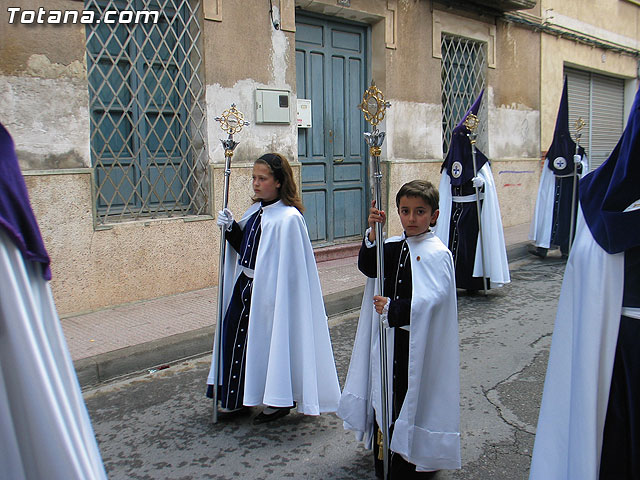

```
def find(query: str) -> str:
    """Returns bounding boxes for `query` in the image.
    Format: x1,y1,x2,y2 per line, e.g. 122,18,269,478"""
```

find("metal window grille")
85,0,207,224
441,34,487,156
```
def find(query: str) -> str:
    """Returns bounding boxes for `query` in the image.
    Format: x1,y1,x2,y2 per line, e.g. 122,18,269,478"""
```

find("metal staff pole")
464,113,488,296
568,117,585,255
359,82,392,479
212,104,249,424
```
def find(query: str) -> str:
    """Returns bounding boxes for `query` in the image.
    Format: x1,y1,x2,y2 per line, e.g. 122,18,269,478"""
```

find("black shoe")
216,406,251,420
253,405,293,424
528,244,547,258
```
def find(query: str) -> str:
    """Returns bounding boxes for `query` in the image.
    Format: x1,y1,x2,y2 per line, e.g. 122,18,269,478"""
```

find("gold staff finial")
574,117,585,145
215,104,249,136
464,113,480,145
359,81,391,127
464,113,479,133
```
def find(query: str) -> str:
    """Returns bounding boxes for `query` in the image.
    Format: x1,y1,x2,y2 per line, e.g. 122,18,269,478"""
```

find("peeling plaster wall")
0,74,90,170
23,173,219,314
0,0,87,75
206,80,297,167
202,1,295,88
386,0,439,104
385,100,443,162
492,161,540,227
487,86,540,160
0,3,91,170
204,14,300,215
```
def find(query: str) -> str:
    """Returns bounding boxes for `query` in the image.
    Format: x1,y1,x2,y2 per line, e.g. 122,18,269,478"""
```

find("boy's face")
397,195,439,237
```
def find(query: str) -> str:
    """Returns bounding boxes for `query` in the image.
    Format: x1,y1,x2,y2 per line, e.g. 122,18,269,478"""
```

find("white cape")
207,200,341,415
337,232,461,471
529,155,589,248
435,163,510,286
529,210,623,480
0,230,107,480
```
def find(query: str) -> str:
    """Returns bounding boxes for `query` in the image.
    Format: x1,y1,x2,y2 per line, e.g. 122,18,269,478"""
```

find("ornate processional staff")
568,117,585,254
359,81,392,479
463,113,488,296
211,104,249,424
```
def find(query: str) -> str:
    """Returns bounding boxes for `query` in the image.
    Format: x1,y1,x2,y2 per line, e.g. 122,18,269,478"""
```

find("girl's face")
397,195,439,237
252,162,281,202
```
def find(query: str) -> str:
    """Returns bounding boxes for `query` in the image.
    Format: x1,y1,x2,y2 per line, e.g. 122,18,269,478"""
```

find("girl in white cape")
206,153,341,424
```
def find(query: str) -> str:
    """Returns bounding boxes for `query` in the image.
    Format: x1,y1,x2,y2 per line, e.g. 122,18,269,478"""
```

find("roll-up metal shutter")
565,69,590,147
591,74,624,170
565,67,624,171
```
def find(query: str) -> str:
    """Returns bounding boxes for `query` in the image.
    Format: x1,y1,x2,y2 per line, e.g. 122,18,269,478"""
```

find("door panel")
296,14,367,244
333,189,363,238
304,190,327,241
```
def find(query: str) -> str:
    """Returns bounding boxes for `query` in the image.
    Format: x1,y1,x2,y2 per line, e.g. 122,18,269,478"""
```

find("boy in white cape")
338,180,460,478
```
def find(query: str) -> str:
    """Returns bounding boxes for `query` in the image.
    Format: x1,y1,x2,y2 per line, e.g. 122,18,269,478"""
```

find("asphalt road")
84,255,567,480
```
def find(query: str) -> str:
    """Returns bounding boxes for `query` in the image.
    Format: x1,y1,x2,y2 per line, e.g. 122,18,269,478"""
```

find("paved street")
84,255,567,480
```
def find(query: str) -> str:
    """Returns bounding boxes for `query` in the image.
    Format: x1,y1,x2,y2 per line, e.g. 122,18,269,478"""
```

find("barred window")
85,0,207,224
441,34,487,156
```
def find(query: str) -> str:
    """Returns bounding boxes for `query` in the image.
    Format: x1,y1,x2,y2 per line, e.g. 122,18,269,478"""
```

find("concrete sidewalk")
63,223,531,388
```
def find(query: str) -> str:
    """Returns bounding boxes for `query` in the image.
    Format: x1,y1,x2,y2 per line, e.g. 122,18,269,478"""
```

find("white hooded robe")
529,211,624,480
0,229,107,480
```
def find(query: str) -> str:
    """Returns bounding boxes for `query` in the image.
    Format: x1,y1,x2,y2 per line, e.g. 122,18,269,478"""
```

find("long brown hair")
253,153,304,213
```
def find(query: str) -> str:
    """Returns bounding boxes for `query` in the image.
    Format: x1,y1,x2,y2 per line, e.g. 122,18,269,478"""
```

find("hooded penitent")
0,122,107,479
529,78,588,254
435,89,510,290
529,87,640,480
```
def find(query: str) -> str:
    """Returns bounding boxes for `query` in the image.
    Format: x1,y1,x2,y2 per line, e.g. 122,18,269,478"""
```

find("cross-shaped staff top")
215,104,250,135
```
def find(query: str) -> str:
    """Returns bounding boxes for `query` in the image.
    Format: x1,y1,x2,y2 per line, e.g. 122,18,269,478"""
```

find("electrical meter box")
296,99,312,128
255,89,290,124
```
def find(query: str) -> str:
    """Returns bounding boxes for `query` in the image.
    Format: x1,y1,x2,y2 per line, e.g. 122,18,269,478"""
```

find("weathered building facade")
535,0,640,170
0,0,637,317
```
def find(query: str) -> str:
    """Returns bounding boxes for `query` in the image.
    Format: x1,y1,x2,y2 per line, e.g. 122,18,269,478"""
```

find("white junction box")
255,89,290,124
296,99,312,128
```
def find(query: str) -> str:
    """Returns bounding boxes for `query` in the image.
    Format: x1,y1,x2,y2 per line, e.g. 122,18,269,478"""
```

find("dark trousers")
449,200,489,291
373,422,436,479
550,175,579,255
599,315,640,479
